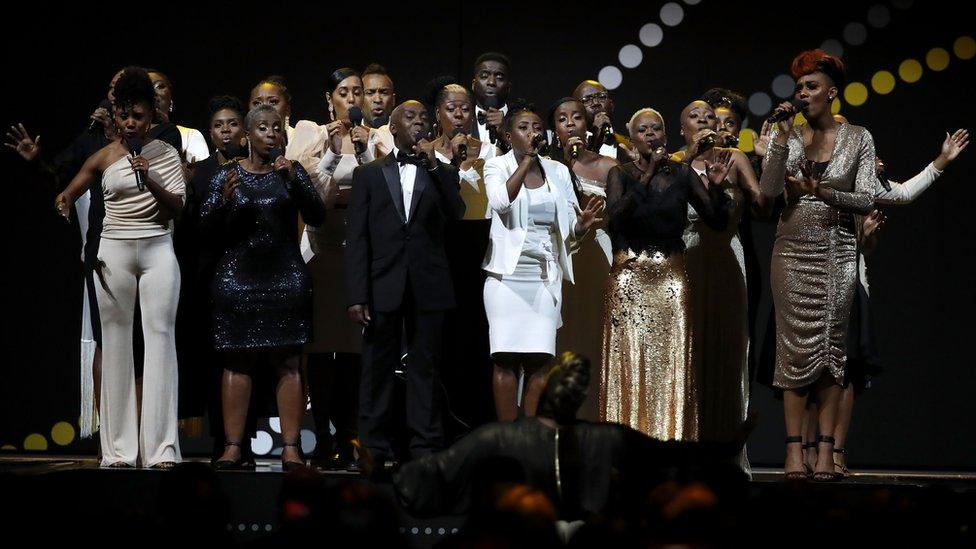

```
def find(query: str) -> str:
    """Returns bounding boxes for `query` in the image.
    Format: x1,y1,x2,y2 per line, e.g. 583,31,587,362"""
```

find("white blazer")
482,150,581,283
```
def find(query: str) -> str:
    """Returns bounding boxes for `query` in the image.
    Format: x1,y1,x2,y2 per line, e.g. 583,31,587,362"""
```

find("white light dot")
264,524,272,532
251,524,259,532
268,417,281,434
411,527,419,535
867,5,891,27
821,39,844,57
238,524,246,532
251,431,274,456
425,527,433,535
452,528,459,534
598,66,623,90
619,45,643,68
660,2,685,26
843,22,867,46
300,429,316,454
748,92,773,116
772,74,795,98
438,528,446,535
639,23,664,47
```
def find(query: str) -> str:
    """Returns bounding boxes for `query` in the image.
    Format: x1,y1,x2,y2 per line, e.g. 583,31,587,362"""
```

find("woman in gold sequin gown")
760,51,876,480
600,108,731,441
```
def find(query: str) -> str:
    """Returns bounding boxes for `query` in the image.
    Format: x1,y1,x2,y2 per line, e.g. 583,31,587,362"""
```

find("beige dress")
286,120,382,353
683,171,750,473
556,176,611,421
760,123,876,389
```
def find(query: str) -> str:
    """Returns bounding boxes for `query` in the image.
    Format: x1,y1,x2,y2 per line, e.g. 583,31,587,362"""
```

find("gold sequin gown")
760,123,876,389
600,162,730,440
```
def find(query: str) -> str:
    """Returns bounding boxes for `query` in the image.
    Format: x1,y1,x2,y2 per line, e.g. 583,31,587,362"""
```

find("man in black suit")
346,100,465,471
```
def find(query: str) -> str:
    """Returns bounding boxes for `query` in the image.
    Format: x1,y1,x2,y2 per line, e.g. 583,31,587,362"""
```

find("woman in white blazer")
482,100,604,421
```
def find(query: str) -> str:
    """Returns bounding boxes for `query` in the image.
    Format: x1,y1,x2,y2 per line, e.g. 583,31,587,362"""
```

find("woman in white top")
55,67,186,468
147,69,210,163
285,67,381,468
482,101,604,421
548,97,617,421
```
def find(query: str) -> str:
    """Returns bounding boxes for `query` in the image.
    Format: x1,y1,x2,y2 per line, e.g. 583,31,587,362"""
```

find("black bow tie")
396,151,424,167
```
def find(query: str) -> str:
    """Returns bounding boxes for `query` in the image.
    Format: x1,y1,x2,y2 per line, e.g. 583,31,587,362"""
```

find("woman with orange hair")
760,50,876,481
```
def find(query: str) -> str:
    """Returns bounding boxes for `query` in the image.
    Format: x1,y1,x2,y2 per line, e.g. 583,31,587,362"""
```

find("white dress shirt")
391,146,417,221
475,103,508,159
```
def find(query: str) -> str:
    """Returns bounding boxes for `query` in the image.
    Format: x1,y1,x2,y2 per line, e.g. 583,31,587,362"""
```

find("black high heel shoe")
214,441,255,471
281,442,306,472
784,436,808,481
813,435,839,482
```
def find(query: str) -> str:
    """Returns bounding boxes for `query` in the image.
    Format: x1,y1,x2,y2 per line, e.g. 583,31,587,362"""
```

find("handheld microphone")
876,161,892,192
348,106,367,155
126,137,145,191
767,99,809,124
453,128,468,161
413,131,433,169
569,139,580,159
371,115,389,127
531,133,549,156
89,99,114,132
723,134,740,148
268,147,290,178
482,96,502,144
602,122,614,143
696,132,718,154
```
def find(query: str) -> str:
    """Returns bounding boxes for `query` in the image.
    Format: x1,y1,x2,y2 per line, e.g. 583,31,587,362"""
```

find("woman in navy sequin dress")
200,104,325,469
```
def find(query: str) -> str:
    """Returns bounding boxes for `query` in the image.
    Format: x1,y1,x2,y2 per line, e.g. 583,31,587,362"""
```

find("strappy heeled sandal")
281,441,306,472
214,441,255,471
784,436,808,480
833,447,851,478
813,435,840,482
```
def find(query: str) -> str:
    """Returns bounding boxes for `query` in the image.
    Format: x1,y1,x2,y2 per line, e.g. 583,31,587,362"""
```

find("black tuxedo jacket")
345,152,465,312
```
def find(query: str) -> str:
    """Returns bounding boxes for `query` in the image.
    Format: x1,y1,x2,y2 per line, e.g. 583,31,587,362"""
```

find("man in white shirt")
363,63,396,157
345,100,465,475
471,52,511,156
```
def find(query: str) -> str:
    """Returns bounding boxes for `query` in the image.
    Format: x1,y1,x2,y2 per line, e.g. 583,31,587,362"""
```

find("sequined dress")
200,163,326,349
760,123,875,389
600,162,729,440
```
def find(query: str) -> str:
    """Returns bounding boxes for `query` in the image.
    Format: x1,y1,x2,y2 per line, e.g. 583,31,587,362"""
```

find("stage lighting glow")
954,36,975,60
899,59,923,83
24,433,47,451
51,421,75,446
844,82,869,106
871,71,896,94
926,48,950,71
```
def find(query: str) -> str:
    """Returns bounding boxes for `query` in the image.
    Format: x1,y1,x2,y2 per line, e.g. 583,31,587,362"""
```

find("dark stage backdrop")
2,1,973,468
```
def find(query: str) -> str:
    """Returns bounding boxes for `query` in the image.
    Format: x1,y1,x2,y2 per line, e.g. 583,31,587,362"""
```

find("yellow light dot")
831,98,843,114
793,113,807,126
955,36,976,60
51,422,76,446
899,59,923,83
2,444,16,451
926,48,950,71
844,82,869,106
737,128,756,153
871,71,896,94
24,434,48,451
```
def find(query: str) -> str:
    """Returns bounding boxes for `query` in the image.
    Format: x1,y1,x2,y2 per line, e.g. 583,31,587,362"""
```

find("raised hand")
704,149,734,186
485,108,504,129
574,195,605,234
940,129,970,163
325,120,344,154
465,135,484,161
787,160,821,197
414,138,437,167
91,105,116,139
770,101,798,139
127,154,149,179
754,120,773,157
272,155,295,180
350,125,370,153
221,167,240,203
686,129,718,161
5,124,41,162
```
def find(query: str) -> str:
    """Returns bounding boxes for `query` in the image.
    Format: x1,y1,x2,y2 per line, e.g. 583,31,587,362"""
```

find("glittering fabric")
600,250,697,441
200,163,326,349
760,123,876,389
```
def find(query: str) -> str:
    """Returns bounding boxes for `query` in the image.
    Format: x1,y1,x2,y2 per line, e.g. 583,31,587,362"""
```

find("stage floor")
3,455,974,548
